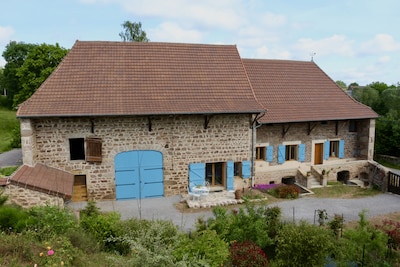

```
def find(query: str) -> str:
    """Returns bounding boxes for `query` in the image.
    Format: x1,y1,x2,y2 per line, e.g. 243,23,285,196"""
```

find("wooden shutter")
266,146,273,162
324,141,330,160
339,140,345,158
86,137,102,162
278,145,285,164
189,163,206,185
298,144,305,162
242,161,251,179
226,161,234,191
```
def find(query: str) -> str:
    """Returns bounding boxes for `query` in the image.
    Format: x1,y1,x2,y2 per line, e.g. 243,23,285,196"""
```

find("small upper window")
349,120,358,132
69,138,85,160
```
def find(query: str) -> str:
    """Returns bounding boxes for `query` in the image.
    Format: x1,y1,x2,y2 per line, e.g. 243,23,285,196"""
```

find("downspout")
251,113,265,187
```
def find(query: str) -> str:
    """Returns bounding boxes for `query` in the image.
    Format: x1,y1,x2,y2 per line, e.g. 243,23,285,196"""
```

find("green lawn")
0,108,19,153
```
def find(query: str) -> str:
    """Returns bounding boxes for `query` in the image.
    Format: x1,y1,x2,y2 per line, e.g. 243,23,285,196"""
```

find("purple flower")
47,249,54,256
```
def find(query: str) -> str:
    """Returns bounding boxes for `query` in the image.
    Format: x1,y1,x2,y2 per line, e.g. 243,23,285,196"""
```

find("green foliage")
274,221,336,267
0,204,33,232
203,204,281,251
230,240,269,267
0,108,19,152
28,205,78,240
335,80,347,90
0,190,8,206
13,43,68,107
1,41,37,109
80,209,127,253
338,210,390,266
119,21,149,42
328,213,344,238
110,219,185,266
173,229,229,267
0,166,18,177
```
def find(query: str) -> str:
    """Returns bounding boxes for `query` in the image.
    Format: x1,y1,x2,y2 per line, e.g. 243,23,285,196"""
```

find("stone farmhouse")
7,41,378,207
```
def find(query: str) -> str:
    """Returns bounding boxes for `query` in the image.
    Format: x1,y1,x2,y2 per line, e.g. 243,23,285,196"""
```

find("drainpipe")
251,113,265,188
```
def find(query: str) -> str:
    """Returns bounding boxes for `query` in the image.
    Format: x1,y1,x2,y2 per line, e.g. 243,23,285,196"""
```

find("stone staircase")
309,175,323,189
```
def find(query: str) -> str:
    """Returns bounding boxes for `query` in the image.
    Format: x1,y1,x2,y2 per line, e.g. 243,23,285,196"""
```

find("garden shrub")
108,219,183,266
270,184,299,199
173,229,230,267
230,240,269,267
274,221,336,267
28,205,78,240
375,219,400,249
80,210,127,254
204,204,281,251
0,204,33,232
337,211,390,267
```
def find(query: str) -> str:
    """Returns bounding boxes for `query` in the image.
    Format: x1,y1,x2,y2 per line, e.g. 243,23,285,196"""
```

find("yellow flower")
39,252,44,257
47,246,51,250
60,261,64,266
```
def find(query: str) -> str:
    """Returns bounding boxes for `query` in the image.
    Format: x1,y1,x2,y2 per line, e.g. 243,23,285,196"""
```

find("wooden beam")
282,124,291,138
204,115,212,129
308,122,317,135
148,116,152,132
335,121,338,136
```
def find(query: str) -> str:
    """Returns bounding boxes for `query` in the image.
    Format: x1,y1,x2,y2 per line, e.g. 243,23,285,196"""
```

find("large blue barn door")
115,150,164,200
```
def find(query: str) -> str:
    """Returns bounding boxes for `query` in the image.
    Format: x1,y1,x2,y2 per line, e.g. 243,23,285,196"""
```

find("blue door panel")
116,184,139,199
115,150,164,200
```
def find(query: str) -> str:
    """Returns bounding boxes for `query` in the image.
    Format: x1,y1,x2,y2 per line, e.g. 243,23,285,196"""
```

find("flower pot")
235,189,242,200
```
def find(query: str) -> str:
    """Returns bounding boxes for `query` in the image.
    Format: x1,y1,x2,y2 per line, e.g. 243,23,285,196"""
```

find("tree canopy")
1,41,37,108
119,21,149,42
12,43,69,108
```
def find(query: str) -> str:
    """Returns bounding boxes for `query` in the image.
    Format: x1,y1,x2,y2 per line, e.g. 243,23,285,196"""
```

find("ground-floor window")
206,162,225,187
234,162,242,176
285,144,298,160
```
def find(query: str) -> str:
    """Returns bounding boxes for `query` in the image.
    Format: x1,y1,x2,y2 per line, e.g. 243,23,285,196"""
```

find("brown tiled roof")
243,59,378,124
17,41,264,118
10,164,73,199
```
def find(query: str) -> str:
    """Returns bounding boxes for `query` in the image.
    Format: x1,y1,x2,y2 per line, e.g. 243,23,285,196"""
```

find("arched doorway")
115,150,164,200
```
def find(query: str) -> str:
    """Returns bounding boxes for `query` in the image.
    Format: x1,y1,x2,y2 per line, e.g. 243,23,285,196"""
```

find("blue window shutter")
242,161,251,179
278,145,285,164
226,161,234,191
266,146,273,162
189,163,205,185
298,144,305,162
324,141,330,160
339,140,345,158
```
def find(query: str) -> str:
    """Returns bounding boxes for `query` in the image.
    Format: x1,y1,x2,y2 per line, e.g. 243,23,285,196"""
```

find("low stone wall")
4,184,65,208
375,154,400,166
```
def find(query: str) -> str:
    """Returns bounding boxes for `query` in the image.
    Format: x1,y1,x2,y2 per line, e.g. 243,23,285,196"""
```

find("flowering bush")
253,183,281,192
375,219,400,249
230,240,269,267
270,184,300,199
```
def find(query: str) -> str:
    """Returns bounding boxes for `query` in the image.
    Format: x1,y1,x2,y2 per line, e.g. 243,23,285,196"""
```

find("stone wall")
22,114,253,200
4,184,65,208
254,119,374,185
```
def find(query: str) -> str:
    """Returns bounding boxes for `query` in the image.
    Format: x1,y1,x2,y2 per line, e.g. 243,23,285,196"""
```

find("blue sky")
1,0,399,86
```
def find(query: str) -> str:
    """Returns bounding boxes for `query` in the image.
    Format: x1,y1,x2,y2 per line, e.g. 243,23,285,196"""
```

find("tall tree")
119,21,149,42
13,43,68,107
1,41,37,109
335,80,347,91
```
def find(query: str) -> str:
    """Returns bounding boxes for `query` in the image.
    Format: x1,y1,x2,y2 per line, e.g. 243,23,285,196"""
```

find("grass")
0,107,19,153
0,166,19,177
310,182,382,198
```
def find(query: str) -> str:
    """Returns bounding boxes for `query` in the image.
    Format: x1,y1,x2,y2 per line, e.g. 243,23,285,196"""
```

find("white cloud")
150,22,203,43
0,26,14,43
360,34,400,54
293,35,354,57
260,12,287,28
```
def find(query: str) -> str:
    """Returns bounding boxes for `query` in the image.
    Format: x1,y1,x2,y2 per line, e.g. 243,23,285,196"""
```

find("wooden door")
314,143,323,165
72,175,88,202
